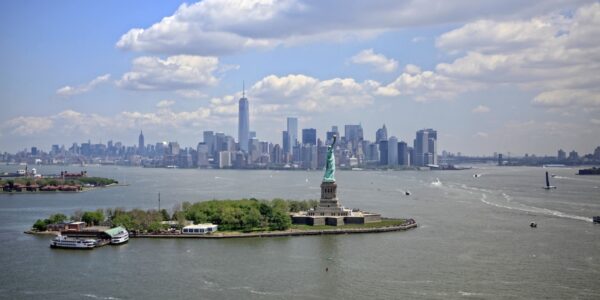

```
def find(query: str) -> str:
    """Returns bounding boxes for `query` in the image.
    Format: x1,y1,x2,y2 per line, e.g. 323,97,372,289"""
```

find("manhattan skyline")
1,1,599,155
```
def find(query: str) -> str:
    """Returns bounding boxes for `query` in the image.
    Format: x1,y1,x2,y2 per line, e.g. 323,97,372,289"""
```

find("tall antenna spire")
243,81,245,98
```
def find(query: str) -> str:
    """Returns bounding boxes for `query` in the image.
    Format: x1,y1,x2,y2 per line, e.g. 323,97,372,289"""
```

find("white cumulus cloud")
56,74,111,97
350,49,398,72
116,0,585,56
156,100,176,108
434,3,600,110
117,55,219,91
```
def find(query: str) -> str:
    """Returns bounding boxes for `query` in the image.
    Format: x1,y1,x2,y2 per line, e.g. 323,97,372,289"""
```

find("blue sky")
1,0,599,155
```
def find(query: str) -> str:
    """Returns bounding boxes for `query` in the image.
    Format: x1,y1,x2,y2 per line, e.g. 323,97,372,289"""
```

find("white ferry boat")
50,235,96,249
106,226,129,245
111,231,129,244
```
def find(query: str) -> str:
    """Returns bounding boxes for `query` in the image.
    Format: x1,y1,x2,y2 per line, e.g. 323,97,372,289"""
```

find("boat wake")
431,178,442,187
479,194,592,222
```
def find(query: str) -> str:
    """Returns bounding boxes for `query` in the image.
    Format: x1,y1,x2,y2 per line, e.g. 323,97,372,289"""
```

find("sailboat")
543,171,556,189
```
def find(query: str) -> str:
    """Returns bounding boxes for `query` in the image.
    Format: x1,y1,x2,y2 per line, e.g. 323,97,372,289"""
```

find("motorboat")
530,222,537,228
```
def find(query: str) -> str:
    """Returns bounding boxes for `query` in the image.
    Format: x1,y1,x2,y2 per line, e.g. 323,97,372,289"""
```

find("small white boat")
50,235,96,249
431,178,442,187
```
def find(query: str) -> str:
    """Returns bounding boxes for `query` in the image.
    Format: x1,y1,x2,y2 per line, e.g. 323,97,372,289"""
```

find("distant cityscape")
2,94,600,169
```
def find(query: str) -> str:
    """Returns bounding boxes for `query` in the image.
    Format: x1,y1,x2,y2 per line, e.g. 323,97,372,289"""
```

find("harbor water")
0,166,599,299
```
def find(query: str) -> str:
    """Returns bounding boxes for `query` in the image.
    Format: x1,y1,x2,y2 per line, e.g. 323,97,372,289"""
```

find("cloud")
434,3,600,110
248,74,376,112
350,49,398,72
532,89,600,107
116,55,219,91
472,105,491,113
2,107,215,137
374,68,481,101
3,116,54,135
116,0,584,56
156,100,175,108
474,132,489,138
56,74,111,97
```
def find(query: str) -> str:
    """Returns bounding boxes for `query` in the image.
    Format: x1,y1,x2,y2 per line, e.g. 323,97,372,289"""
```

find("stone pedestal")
307,181,350,217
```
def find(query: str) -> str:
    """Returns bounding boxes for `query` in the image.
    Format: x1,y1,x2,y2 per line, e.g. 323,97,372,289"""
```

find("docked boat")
50,235,96,249
106,226,129,245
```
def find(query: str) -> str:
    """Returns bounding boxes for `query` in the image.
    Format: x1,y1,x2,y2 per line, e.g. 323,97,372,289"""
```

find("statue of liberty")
323,135,336,182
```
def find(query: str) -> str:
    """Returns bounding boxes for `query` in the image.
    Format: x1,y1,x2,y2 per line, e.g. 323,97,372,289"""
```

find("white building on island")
182,224,218,235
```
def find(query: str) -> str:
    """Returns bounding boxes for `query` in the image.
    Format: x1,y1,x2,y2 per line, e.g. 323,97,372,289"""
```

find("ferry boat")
110,228,129,245
50,235,96,249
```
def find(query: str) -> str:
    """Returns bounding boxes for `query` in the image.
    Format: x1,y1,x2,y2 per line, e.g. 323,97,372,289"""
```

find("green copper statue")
323,135,337,182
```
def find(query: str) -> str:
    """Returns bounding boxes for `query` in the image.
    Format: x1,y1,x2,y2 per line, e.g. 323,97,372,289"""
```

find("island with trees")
1,176,119,193
28,198,416,238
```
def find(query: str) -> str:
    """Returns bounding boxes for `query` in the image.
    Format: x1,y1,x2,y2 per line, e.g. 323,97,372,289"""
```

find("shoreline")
1,183,127,195
132,222,417,239
25,222,417,239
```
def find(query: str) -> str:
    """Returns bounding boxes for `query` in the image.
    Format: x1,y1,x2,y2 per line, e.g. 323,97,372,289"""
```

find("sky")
1,0,599,156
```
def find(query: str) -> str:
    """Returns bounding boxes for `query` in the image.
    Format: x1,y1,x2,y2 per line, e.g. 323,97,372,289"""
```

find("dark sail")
545,171,550,187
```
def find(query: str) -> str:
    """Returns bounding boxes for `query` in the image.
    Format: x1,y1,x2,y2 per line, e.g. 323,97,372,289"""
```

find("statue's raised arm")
323,135,336,182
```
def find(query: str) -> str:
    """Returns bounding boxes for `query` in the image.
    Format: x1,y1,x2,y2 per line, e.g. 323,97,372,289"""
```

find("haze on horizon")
1,0,599,156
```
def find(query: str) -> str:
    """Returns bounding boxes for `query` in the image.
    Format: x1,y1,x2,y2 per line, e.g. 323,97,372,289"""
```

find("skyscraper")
287,117,298,153
302,128,317,146
345,124,363,152
282,131,289,154
326,126,338,144
379,140,388,165
375,124,387,143
138,130,145,155
238,87,250,152
414,128,437,166
398,141,409,166
388,136,398,166
203,131,215,157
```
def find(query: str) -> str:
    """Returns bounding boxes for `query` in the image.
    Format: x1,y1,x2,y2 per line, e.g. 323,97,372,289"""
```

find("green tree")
242,207,261,230
48,213,67,224
272,198,288,212
160,209,170,221
259,202,273,218
33,219,47,231
112,213,135,230
269,210,291,231
82,210,104,226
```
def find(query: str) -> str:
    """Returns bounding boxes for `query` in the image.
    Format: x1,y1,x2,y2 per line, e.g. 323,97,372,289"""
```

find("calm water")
0,166,599,299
